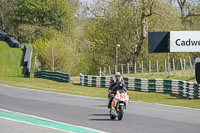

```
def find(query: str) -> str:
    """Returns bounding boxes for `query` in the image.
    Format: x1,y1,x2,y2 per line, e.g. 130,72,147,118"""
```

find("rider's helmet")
115,72,121,82
115,72,121,78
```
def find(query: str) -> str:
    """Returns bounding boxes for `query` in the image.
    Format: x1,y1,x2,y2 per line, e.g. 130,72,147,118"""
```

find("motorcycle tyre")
118,105,124,120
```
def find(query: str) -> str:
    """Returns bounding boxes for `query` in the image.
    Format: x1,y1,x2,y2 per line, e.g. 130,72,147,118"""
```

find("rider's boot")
107,97,113,109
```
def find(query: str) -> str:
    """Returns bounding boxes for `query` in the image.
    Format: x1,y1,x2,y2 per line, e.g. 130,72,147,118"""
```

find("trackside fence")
34,70,70,83
80,74,200,99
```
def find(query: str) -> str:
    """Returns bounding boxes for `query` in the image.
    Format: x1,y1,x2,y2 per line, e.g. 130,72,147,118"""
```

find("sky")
79,0,94,4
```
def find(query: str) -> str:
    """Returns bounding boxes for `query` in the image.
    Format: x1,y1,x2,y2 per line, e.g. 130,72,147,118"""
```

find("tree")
32,29,77,74
87,1,171,64
0,0,14,29
9,0,75,42
175,0,200,28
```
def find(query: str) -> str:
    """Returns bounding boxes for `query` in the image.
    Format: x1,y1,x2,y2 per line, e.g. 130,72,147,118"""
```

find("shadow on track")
92,105,108,108
89,118,115,121
89,114,116,121
90,114,110,116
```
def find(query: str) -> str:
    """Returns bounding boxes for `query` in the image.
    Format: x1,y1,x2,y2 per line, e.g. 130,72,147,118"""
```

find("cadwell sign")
170,31,200,52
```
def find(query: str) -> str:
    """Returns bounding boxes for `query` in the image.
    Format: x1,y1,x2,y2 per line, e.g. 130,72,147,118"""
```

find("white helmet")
115,72,121,78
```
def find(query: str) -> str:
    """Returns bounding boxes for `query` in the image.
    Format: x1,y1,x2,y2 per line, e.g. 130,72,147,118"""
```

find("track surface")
0,118,69,133
0,84,200,133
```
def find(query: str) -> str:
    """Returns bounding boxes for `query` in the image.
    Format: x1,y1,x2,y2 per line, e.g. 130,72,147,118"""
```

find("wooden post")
189,56,193,70
130,62,133,74
34,56,38,71
115,65,117,73
99,67,102,76
127,63,130,75
189,57,194,76
165,59,167,73
184,59,186,75
149,60,151,73
142,61,144,74
109,66,111,75
183,59,186,70
104,67,106,75
157,60,159,73
121,64,123,75
134,61,137,74
173,58,176,75
180,58,183,76
180,58,183,70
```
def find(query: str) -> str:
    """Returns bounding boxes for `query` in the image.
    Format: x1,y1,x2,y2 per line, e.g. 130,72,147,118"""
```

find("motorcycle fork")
116,102,120,112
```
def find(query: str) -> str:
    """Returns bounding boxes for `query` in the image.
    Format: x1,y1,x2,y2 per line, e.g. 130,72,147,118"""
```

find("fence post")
173,58,176,75
109,66,111,75
149,60,151,73
183,59,186,70
180,58,183,76
104,67,106,75
189,56,194,76
189,56,193,70
121,64,123,75
127,63,129,74
157,60,159,73
142,61,144,74
134,61,137,74
165,59,167,73
99,67,102,76
184,58,186,75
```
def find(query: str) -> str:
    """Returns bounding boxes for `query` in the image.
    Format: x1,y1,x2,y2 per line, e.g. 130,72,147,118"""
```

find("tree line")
1,0,200,75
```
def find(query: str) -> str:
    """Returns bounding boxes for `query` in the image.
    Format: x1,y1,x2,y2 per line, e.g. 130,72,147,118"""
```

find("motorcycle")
109,88,129,120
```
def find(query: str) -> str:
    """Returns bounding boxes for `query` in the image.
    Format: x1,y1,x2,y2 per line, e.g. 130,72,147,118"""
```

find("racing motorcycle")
109,86,129,120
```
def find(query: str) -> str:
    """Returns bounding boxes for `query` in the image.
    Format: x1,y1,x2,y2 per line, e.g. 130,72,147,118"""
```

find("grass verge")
0,76,199,109
0,41,23,77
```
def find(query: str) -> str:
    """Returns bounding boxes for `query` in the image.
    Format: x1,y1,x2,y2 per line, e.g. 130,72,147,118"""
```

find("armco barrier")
80,74,200,99
35,70,70,83
0,29,20,48
23,43,33,77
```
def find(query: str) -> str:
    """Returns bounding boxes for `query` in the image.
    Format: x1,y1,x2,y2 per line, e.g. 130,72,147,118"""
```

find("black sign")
148,32,170,53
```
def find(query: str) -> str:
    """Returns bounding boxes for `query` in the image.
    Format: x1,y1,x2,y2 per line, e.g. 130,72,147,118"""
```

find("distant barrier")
0,29,20,48
35,70,70,83
80,74,200,99
23,43,33,77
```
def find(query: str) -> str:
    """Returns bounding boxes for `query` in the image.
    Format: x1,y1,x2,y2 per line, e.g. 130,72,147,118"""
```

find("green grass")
0,41,23,77
123,73,196,82
0,40,199,109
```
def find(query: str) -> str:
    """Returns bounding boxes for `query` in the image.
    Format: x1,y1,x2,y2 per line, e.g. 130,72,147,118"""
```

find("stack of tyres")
34,70,70,83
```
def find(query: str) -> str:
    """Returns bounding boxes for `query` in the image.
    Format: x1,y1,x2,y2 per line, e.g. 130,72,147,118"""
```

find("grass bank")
0,41,23,77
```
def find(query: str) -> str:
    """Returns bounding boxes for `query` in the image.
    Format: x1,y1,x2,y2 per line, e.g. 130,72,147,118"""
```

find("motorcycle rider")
108,72,126,108
109,72,124,91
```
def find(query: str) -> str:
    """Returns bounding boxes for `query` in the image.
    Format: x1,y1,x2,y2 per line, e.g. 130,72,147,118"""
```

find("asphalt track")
0,84,200,133
0,118,70,133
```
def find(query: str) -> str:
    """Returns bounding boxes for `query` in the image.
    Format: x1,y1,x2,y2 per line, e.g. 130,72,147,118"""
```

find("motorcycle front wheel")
118,105,124,120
